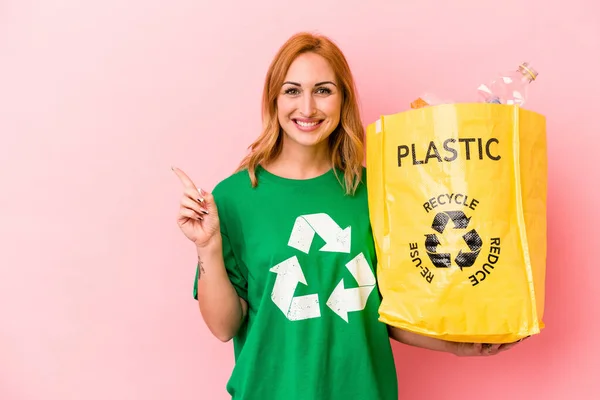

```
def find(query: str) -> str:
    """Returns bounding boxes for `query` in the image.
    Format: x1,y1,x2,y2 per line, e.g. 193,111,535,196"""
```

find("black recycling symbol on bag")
425,211,482,270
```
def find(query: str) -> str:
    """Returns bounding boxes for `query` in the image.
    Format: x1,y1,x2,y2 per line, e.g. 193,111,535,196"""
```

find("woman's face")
276,52,342,150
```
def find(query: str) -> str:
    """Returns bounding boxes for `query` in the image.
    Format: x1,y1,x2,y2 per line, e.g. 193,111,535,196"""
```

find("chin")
288,134,327,148
285,128,330,148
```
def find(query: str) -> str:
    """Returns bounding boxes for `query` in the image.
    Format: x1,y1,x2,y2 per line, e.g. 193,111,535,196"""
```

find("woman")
173,32,519,400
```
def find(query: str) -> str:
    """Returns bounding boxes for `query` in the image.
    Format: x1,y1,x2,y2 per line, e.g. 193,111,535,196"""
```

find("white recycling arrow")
269,255,321,321
287,213,351,254
326,252,376,322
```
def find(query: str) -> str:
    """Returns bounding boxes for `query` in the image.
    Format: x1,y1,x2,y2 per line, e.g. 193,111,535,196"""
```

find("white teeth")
296,120,319,127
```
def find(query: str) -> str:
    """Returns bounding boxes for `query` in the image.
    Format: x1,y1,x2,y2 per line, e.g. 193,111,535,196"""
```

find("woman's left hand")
453,338,528,357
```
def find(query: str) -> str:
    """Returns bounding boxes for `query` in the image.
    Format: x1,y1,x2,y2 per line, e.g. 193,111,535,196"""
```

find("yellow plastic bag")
366,103,547,343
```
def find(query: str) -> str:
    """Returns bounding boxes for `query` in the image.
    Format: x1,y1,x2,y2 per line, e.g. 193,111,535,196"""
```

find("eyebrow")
282,81,337,87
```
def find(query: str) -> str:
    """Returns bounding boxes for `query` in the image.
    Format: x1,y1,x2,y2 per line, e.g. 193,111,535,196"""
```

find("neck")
265,137,332,180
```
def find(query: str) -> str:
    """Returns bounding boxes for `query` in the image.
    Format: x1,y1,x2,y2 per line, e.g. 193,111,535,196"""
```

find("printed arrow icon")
326,252,376,322
288,213,351,254
455,229,483,270
269,256,321,321
446,211,471,229
425,233,451,268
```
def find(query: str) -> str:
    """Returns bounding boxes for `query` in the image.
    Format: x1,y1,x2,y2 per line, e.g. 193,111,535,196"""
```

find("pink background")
1,1,598,399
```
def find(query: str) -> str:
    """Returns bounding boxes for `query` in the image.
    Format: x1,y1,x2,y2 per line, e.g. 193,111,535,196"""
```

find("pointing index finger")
171,166,197,190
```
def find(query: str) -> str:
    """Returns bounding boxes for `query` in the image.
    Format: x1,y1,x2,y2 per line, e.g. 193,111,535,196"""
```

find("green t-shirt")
193,166,398,400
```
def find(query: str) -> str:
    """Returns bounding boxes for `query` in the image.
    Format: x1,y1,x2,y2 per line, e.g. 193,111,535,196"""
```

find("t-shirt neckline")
256,164,337,187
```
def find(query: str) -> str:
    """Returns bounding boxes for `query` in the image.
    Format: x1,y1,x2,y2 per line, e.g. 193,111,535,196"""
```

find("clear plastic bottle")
477,62,539,106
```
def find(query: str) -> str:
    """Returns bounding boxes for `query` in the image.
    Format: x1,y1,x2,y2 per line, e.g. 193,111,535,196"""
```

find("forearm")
387,326,457,355
196,239,246,342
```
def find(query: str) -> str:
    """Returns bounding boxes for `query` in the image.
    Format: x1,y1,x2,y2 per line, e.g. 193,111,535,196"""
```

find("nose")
300,92,316,117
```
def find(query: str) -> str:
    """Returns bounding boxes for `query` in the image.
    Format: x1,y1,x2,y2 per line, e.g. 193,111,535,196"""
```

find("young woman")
173,32,520,400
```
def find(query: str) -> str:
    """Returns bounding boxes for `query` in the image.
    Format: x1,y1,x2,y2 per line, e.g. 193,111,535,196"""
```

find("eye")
315,87,332,95
283,87,300,96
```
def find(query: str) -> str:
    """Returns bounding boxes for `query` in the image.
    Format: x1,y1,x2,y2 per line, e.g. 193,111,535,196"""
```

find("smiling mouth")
293,118,324,130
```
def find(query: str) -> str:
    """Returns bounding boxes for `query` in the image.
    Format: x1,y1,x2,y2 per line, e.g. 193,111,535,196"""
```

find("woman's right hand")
172,166,221,248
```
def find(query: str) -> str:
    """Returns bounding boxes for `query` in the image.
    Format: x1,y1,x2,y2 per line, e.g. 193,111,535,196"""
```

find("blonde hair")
236,32,365,195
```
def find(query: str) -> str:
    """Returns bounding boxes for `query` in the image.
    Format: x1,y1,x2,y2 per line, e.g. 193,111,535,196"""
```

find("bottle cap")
519,62,538,81
410,97,429,109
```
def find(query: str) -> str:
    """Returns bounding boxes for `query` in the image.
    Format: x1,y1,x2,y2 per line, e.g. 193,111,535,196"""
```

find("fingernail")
197,198,205,204
200,208,209,215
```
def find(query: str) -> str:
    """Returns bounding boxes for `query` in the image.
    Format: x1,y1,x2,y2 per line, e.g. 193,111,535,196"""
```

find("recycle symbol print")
424,210,483,270
269,213,376,323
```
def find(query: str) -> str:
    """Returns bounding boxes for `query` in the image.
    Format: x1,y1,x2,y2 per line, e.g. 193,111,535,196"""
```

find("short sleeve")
192,230,248,301
192,173,249,302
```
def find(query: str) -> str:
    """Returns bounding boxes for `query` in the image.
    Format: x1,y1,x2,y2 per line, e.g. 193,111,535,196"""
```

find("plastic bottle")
477,62,539,106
